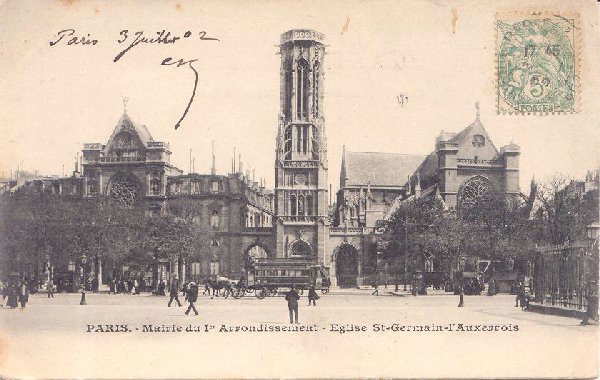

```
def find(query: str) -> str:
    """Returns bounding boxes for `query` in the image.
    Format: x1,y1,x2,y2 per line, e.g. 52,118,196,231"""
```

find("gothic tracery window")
296,58,309,120
458,176,492,209
290,240,311,256
108,173,141,205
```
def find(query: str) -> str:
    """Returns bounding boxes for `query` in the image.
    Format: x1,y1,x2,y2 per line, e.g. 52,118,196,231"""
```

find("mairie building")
8,29,521,289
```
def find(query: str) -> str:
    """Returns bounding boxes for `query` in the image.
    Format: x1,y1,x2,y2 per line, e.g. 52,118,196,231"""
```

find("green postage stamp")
496,12,580,114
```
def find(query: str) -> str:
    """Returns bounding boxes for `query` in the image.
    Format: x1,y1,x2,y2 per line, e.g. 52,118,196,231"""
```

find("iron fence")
532,243,598,311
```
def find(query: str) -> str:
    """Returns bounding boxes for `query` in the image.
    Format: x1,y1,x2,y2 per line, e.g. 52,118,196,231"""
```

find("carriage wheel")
321,287,329,294
232,287,245,299
255,287,267,299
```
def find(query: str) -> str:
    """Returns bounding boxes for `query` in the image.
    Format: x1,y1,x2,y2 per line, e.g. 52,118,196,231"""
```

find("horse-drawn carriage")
230,258,330,299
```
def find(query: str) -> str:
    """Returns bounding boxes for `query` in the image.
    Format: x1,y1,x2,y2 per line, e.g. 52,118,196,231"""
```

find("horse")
207,277,234,299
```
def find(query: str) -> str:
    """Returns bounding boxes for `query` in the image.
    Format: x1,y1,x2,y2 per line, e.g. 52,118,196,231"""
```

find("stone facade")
10,30,524,290
273,29,331,279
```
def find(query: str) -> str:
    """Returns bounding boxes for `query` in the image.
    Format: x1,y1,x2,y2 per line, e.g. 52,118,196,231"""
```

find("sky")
0,0,598,194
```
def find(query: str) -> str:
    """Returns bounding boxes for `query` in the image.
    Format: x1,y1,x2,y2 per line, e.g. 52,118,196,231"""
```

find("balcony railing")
147,141,169,149
98,156,145,163
83,143,102,150
436,141,459,149
278,215,320,223
241,226,273,233
282,160,319,168
457,158,503,166
330,226,368,234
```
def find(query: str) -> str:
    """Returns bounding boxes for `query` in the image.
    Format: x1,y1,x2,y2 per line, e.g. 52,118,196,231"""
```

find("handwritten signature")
49,28,220,130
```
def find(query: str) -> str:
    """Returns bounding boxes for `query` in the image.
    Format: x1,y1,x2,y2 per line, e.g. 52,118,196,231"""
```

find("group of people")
108,278,147,294
165,276,198,315
0,278,30,309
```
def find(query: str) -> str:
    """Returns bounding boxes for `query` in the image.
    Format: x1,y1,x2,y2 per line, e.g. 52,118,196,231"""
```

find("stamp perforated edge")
494,10,582,116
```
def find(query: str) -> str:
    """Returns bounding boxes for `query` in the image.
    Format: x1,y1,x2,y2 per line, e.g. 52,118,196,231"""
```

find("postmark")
496,12,580,115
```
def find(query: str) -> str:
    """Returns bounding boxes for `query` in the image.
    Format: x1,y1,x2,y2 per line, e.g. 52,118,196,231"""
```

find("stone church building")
13,29,521,289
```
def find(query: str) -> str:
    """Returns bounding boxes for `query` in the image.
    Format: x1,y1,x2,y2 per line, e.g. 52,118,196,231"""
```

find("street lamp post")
80,253,87,305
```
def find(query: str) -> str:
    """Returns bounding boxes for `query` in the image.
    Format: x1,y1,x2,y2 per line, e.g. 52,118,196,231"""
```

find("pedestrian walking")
132,279,139,295
46,280,54,298
185,282,199,316
285,285,300,324
458,284,464,307
182,281,189,301
158,280,166,296
19,280,29,308
6,281,18,309
168,277,182,307
308,284,319,306
372,278,379,296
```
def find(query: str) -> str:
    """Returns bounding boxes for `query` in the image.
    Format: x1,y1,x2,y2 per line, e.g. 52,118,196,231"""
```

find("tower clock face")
472,134,485,147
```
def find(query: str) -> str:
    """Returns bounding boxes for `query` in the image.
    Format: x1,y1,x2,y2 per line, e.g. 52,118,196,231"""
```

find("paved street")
0,289,597,378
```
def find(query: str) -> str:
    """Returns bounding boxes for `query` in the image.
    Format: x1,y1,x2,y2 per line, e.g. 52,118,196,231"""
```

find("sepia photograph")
0,0,598,378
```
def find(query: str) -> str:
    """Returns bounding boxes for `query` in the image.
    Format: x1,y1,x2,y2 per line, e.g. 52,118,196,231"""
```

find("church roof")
446,117,499,160
342,151,426,188
103,113,154,153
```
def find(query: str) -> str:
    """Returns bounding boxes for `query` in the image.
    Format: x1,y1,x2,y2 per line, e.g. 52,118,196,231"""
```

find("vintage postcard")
0,0,598,379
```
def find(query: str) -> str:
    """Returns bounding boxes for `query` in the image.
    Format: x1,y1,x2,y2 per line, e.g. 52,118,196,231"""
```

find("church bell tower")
274,29,329,264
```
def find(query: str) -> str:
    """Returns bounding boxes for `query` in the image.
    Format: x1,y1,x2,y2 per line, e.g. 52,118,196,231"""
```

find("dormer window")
211,181,219,193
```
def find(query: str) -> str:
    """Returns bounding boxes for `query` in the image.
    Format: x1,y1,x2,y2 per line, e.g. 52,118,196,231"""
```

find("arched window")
210,210,220,228
290,194,297,216
108,172,141,205
290,240,312,256
296,59,309,120
248,245,268,260
458,176,493,209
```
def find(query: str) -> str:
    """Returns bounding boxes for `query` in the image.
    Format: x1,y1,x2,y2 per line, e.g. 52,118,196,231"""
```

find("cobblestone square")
0,290,596,378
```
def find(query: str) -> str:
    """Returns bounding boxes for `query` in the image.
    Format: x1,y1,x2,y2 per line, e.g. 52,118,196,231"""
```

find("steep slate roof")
342,151,426,187
103,113,154,154
447,118,500,160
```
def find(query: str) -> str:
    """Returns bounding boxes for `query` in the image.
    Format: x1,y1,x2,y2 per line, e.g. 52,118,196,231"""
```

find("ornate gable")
104,113,153,156
450,118,500,162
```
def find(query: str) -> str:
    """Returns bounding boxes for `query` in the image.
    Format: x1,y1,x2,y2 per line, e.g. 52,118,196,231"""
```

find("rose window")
458,176,492,208
108,173,141,205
